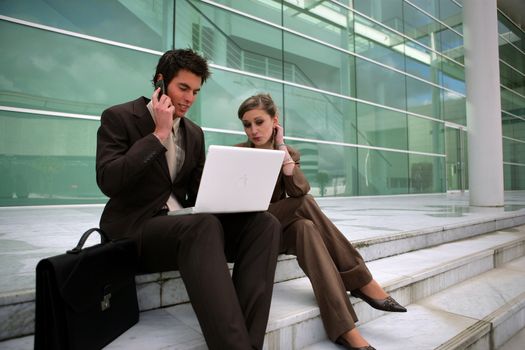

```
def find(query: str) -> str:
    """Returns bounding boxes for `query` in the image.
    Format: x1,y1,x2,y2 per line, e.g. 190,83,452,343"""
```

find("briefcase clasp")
101,292,112,311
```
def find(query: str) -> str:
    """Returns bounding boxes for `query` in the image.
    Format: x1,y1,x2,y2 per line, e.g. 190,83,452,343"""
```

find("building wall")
0,0,523,206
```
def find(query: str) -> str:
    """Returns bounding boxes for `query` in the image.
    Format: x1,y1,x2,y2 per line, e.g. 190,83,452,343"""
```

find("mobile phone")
154,80,166,100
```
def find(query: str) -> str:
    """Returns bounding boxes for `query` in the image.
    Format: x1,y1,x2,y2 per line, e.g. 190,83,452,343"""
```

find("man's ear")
156,73,164,82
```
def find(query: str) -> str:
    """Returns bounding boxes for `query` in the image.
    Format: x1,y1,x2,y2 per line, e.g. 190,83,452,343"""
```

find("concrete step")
2,226,524,349
302,256,525,350
2,206,525,341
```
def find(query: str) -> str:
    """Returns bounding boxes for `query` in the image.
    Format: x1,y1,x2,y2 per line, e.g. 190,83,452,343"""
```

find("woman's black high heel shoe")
336,336,376,350
351,289,407,312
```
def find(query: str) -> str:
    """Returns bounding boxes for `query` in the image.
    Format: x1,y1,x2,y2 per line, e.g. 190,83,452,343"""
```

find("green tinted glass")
504,164,525,190
503,138,525,164
406,77,442,119
357,148,409,195
409,154,445,193
283,32,355,95
0,111,104,206
210,0,282,25
283,86,357,144
356,57,406,110
354,14,405,70
408,117,445,154
191,69,284,131
499,41,525,76
0,20,157,116
501,88,525,116
442,90,466,125
357,103,408,150
440,57,465,94
287,141,358,197
353,0,404,33
0,0,174,51
506,115,525,141
500,62,525,97
283,0,354,51
179,0,283,80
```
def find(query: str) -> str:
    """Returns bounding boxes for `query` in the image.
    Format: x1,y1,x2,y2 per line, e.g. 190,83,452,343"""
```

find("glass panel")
204,131,246,150
209,0,282,24
283,86,357,144
498,13,525,52
440,57,465,94
409,0,440,18
404,40,439,81
353,13,405,70
402,2,441,48
439,0,462,34
501,88,525,117
508,115,525,141
409,154,445,193
0,0,174,51
357,103,408,150
283,0,354,51
499,40,525,76
504,164,525,190
445,127,461,190
503,138,525,164
193,69,284,131
438,27,463,63
283,32,355,95
0,111,105,206
500,62,525,97
406,77,442,119
287,141,358,197
442,89,466,125
355,57,407,110
179,0,283,80
408,117,445,154
357,148,409,195
353,0,404,33
0,20,156,116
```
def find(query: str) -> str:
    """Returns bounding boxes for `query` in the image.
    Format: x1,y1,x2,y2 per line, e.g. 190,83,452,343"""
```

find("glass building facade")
0,0,524,206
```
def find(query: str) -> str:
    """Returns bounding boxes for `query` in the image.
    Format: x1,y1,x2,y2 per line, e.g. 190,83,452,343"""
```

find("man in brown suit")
96,49,281,350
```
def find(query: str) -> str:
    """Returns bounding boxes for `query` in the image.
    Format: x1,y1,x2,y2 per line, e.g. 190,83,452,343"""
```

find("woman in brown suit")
236,94,407,350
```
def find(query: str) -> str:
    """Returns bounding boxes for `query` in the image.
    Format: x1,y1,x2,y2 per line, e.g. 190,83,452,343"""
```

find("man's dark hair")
152,48,211,86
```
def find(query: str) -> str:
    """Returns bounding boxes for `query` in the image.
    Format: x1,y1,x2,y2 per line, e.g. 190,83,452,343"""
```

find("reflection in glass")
409,154,445,193
287,141,358,197
356,57,406,110
504,164,525,190
0,111,105,206
408,117,444,154
0,21,156,116
194,69,284,131
283,32,355,95
0,0,174,51
357,148,408,195
284,86,357,144
357,103,408,150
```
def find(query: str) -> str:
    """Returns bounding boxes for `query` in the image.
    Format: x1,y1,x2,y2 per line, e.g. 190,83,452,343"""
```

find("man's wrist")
276,143,286,148
153,131,169,141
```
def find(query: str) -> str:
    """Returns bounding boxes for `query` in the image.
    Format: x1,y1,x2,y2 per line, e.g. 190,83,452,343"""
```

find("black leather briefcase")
34,228,139,350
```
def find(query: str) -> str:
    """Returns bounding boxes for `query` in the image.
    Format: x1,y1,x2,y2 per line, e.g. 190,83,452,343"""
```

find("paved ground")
1,191,525,297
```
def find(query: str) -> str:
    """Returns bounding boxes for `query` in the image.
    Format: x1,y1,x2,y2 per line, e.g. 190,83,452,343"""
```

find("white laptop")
168,145,285,215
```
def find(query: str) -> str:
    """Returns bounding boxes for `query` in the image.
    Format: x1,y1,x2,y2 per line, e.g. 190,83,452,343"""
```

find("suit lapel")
176,118,193,180
132,97,171,180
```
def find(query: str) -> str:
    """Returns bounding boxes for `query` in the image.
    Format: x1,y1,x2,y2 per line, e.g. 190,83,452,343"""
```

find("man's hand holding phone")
152,80,174,141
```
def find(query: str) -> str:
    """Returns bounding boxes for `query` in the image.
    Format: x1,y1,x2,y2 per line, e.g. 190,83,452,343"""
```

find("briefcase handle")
67,228,111,254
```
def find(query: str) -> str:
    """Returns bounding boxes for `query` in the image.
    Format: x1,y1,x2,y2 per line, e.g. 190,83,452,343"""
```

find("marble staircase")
1,213,525,349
